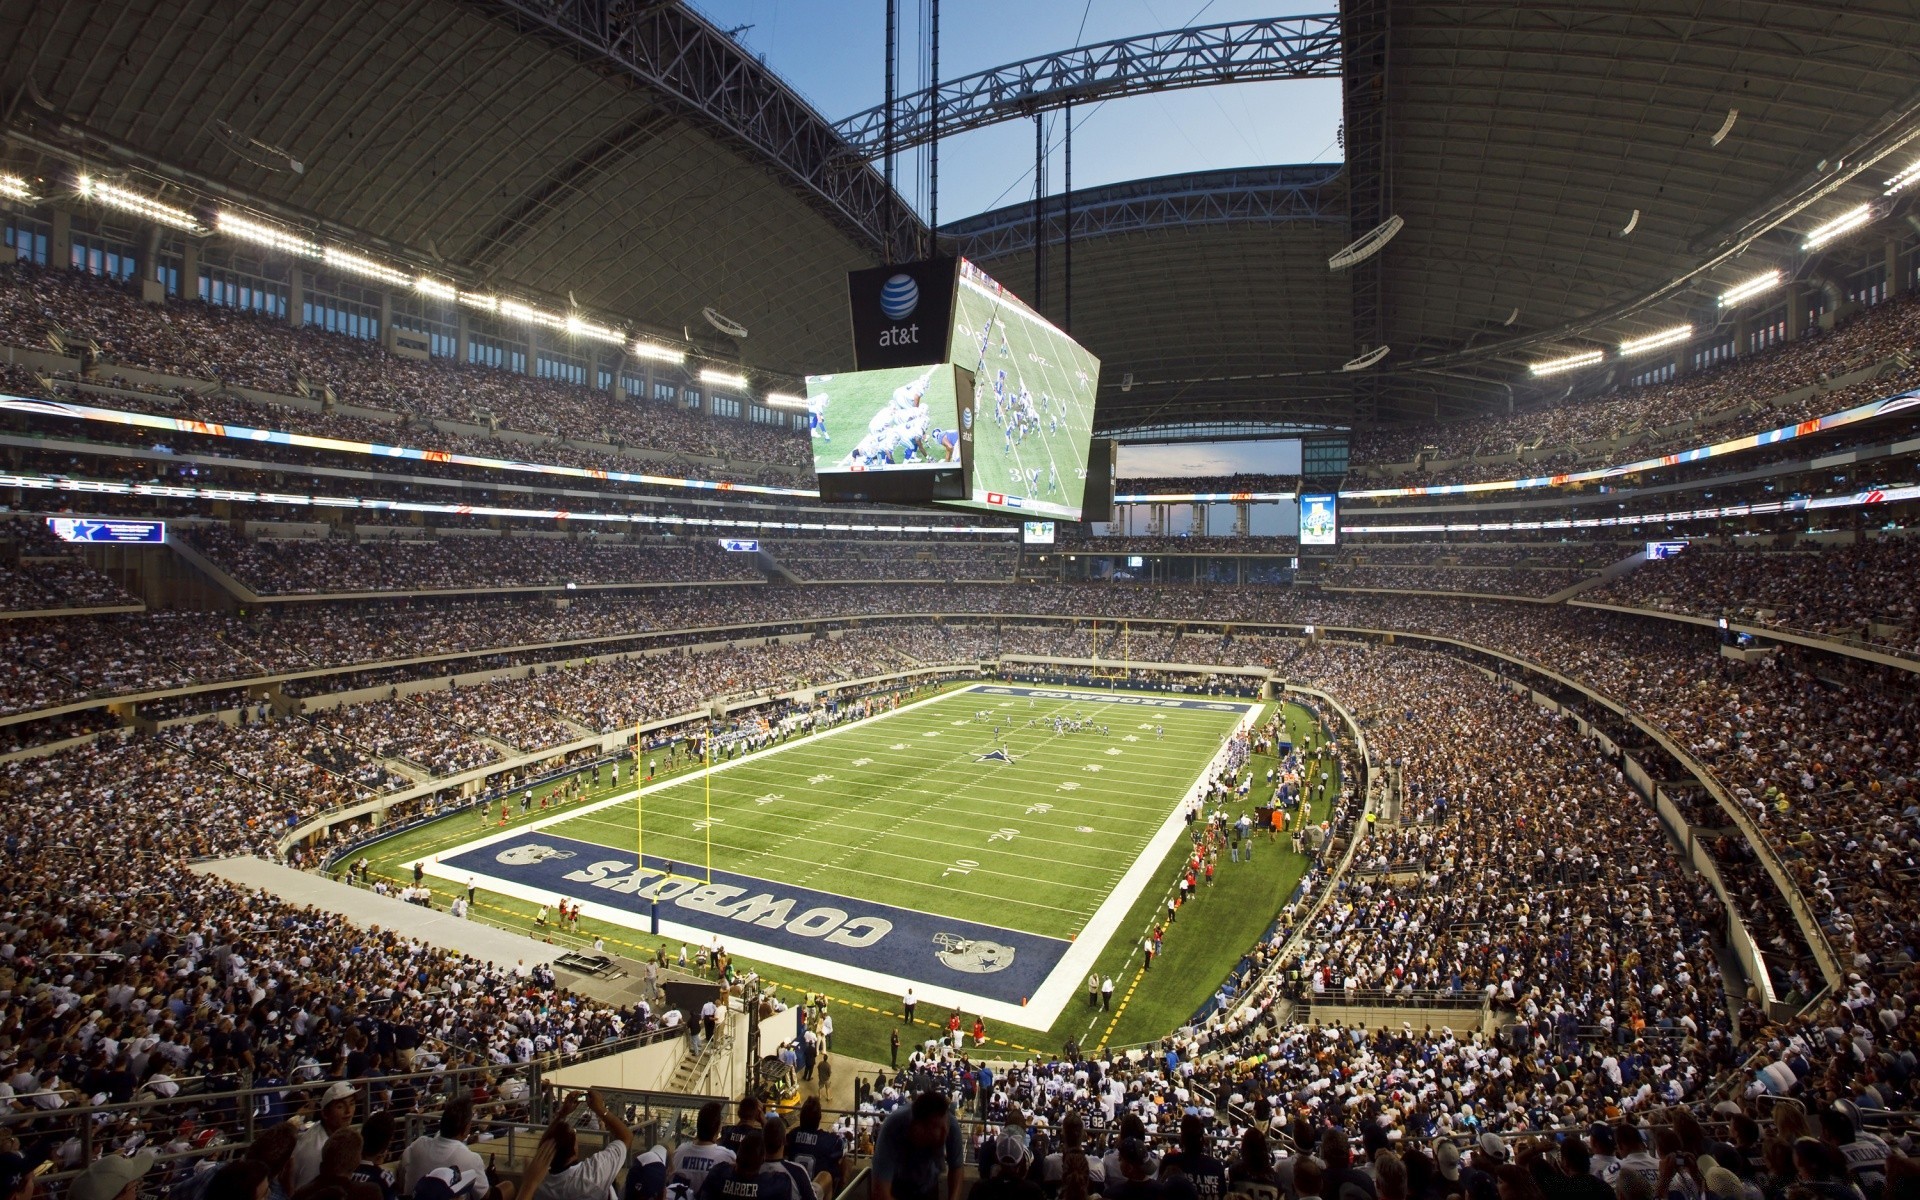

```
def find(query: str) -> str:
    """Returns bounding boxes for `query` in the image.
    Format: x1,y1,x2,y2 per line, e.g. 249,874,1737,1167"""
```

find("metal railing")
5,1058,732,1190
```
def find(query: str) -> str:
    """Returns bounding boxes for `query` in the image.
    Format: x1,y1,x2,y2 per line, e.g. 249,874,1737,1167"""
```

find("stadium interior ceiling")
5,0,1920,433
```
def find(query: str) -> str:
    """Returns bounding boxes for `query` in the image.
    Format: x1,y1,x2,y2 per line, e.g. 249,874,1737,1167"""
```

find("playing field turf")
420,682,1252,1026
359,684,1336,1057
544,687,1239,937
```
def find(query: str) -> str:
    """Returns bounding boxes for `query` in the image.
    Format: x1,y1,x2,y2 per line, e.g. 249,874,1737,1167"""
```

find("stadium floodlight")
0,174,31,202
699,368,749,390
322,247,410,287
217,211,319,256
414,277,458,301
763,392,808,409
457,292,499,313
1718,269,1782,308
499,299,564,328
630,340,686,364
1527,350,1605,378
79,176,204,233
565,314,625,344
1801,203,1874,250
1617,324,1693,357
1884,159,1920,196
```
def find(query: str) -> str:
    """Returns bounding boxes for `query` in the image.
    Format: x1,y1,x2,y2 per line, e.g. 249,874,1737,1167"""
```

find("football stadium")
0,3,1917,1200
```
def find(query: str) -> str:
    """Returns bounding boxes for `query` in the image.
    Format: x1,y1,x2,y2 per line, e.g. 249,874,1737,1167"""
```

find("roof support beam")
1340,0,1390,426
835,16,1342,157
465,0,921,256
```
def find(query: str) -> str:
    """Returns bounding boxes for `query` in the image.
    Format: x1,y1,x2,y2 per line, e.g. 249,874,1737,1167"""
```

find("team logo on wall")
933,932,1016,974
495,844,576,866
880,273,920,320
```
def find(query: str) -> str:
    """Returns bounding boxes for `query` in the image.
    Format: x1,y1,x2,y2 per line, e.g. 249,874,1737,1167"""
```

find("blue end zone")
439,833,1068,1006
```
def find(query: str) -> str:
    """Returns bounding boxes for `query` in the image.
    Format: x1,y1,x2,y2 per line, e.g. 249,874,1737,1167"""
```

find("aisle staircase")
1547,548,1648,603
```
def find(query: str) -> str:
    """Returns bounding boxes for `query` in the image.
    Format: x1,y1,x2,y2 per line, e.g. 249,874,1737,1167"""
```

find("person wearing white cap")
70,1151,157,1200
973,1131,1041,1200
292,1083,359,1192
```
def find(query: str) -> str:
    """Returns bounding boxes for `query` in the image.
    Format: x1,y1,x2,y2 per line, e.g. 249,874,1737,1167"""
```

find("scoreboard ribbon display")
48,517,165,543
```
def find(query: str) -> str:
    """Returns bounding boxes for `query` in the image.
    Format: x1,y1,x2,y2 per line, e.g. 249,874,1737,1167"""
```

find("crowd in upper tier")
10,256,1920,518
0,518,140,610
1349,289,1920,472
1593,538,1920,657
182,526,767,595
1113,293,1920,496
1317,564,1594,599
0,262,810,469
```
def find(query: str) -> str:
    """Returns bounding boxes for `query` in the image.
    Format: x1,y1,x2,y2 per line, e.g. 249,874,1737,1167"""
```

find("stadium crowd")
0,518,141,611
1350,288,1920,471
1593,538,1920,656
186,527,764,595
771,541,1020,583
1316,565,1593,599
0,263,810,471
0,579,1912,1137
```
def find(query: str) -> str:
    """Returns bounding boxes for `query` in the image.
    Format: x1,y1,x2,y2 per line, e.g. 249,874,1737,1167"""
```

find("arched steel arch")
833,16,1342,158
470,0,923,255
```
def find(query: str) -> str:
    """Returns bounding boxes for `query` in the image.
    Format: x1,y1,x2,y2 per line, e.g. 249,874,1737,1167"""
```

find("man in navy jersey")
787,1099,844,1197
872,1093,963,1200
762,1118,814,1200
1160,1115,1227,1200
720,1098,764,1156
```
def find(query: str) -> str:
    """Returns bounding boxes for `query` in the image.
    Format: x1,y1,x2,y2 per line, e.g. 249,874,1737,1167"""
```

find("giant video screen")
1299,493,1339,546
805,365,965,473
945,258,1099,521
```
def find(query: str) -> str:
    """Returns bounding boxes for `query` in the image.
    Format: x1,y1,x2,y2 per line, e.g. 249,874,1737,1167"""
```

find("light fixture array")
1886,159,1920,196
47,175,772,383
1527,350,1605,378
0,174,33,202
1802,203,1874,250
630,340,688,365
1717,269,1782,308
699,368,750,391
77,175,204,232
1617,324,1694,357
1522,186,1908,380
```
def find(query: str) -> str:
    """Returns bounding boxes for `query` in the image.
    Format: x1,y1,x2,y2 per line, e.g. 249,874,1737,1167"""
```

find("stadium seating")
0,518,140,612
184,526,765,594
0,211,1913,1165
1591,538,1920,656
1347,290,1920,476
0,263,810,475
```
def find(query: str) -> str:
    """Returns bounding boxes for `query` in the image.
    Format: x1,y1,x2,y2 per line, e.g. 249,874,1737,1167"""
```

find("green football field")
354,681,1336,1057
532,685,1245,941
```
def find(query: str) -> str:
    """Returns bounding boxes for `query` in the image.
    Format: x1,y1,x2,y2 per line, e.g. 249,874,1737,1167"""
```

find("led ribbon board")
0,395,820,499
48,517,165,543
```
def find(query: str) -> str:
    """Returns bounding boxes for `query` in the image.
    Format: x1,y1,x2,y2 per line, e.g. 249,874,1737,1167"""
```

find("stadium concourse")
6,0,1920,1199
